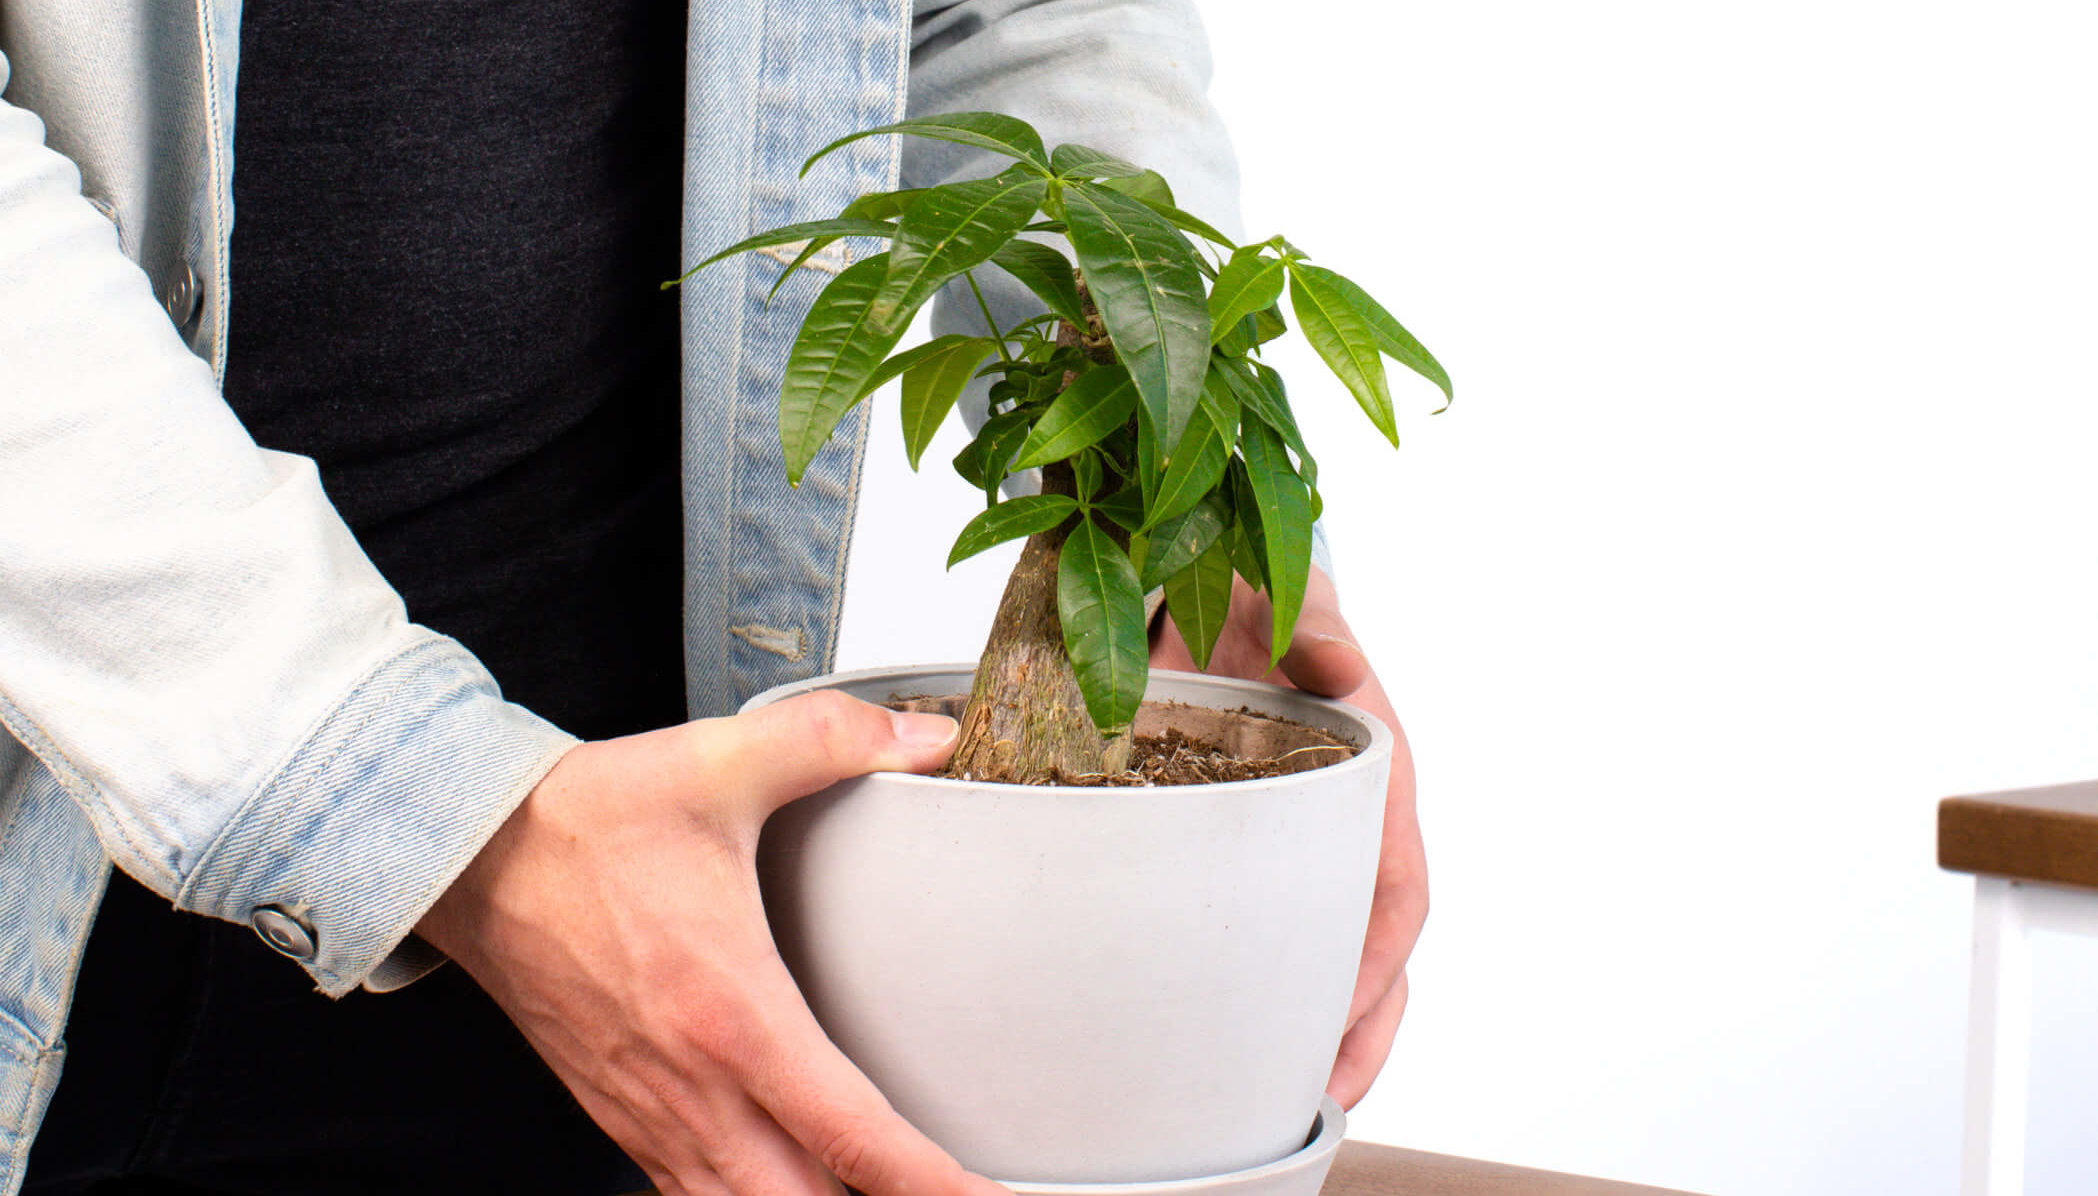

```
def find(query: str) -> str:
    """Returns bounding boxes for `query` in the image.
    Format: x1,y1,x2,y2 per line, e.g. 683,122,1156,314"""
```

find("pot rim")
741,663,1393,796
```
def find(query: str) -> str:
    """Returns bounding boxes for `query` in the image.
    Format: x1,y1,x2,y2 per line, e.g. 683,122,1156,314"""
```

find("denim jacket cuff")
174,632,578,997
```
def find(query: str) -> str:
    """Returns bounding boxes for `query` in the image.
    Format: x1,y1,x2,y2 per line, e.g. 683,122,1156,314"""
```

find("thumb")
722,690,959,812
1279,570,1369,698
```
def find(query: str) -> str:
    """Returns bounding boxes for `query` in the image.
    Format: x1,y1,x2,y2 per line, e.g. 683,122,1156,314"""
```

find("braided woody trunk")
945,286,1132,784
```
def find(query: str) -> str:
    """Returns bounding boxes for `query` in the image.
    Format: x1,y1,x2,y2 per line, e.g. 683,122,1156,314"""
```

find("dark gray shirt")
222,0,689,740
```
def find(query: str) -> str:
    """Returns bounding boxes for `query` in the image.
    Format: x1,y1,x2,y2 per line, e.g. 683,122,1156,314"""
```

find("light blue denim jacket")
0,0,1241,1186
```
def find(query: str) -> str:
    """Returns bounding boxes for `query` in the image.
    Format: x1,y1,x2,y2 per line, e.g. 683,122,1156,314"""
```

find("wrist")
414,740,579,968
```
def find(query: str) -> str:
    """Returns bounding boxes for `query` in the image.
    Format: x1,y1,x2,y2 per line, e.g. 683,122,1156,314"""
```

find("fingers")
1347,864,1427,1027
1148,609,1200,672
1349,788,1425,1024
561,1022,841,1196
710,690,959,815
1327,971,1409,1110
1154,564,1370,697
1277,568,1368,698
534,1059,719,1196
688,1083,845,1196
732,965,1007,1196
1279,631,1368,699
1300,666,1421,1031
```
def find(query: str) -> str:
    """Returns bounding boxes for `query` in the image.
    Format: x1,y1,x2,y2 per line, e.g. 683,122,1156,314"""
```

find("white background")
838,3,2098,1193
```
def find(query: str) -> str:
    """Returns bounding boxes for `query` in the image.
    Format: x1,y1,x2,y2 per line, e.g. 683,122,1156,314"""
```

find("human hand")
417,692,1009,1196
1149,566,1425,1108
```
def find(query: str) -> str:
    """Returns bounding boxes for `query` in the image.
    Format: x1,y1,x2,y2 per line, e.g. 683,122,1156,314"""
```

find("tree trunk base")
946,528,1130,784
945,307,1127,786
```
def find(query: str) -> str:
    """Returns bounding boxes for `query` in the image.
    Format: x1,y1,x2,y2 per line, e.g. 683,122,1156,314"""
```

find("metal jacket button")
163,262,200,329
251,906,317,961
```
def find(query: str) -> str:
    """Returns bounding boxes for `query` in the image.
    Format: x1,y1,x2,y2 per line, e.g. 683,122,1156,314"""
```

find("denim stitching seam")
175,636,452,921
0,691,166,898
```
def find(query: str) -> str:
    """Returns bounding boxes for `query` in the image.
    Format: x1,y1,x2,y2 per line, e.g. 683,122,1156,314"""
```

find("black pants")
23,871,647,1196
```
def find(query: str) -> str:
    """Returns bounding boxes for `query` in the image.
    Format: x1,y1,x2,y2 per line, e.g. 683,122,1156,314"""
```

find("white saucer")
998,1097,1346,1196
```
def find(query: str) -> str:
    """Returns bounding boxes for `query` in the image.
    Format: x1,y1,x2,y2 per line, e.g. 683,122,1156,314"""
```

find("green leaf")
1252,303,1288,345
1231,524,1266,592
1141,367,1233,526
988,241,1087,328
760,190,928,302
1100,169,1175,207
1062,183,1211,456
1208,248,1288,344
952,409,1035,499
1131,197,1236,249
880,173,1050,321
1165,535,1235,671
1309,266,1454,409
1133,403,1166,517
670,218,899,287
1141,490,1231,591
1197,362,1243,444
802,112,1050,178
1216,313,1260,357
1050,143,1150,180
1259,373,1317,493
1058,516,1148,734
1217,300,1286,355
861,334,989,398
947,494,1079,568
1288,262,1397,446
1012,364,1138,469
1072,449,1104,501
1145,364,1240,528
982,412,1039,479
900,337,998,470
779,254,912,486
1146,408,1228,529
1220,358,1317,487
1094,483,1147,532
841,189,927,221
1227,459,1269,591
766,240,846,304
1240,419,1315,669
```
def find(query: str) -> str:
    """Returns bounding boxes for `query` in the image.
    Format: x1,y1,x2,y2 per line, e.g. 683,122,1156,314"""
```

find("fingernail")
891,710,959,747
1308,633,1366,658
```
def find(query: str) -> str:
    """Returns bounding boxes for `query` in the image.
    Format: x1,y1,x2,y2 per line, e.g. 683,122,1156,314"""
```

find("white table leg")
1962,876,2031,1196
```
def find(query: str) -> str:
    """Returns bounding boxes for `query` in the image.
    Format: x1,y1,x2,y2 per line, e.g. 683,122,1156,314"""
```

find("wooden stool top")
1939,780,2098,890
1326,1141,1706,1195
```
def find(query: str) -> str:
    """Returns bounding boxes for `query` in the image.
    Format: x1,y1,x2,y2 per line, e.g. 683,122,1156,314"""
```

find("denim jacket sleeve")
0,53,576,997
906,0,1244,233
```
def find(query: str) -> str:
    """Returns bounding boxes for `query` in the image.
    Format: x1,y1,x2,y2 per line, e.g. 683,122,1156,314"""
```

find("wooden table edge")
1938,785,2098,892
626,1139,1710,1196
1326,1140,1709,1195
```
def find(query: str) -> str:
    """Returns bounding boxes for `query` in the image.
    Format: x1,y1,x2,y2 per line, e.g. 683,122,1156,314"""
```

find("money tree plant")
674,112,1449,784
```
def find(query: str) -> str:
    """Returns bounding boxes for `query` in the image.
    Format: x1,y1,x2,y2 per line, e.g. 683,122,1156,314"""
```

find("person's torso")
0,4,917,1184
222,0,691,740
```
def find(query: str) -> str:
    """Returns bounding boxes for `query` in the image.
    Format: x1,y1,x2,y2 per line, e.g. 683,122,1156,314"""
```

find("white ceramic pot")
748,666,1389,1185
1006,1097,1348,1196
